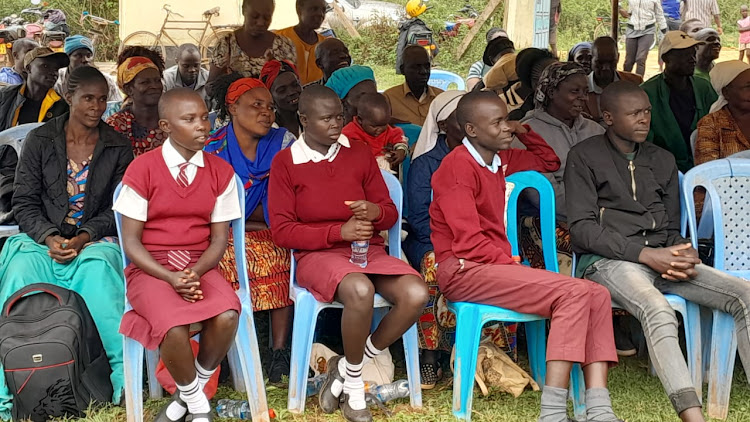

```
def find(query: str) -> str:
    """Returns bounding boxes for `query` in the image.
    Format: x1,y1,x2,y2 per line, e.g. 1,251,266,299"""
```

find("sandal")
420,362,442,390
154,393,187,422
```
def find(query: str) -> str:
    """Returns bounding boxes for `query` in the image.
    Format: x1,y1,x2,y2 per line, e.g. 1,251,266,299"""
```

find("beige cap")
659,31,704,59
23,46,70,69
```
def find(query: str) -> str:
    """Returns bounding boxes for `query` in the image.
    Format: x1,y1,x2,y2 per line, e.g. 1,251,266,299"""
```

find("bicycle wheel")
201,28,235,65
119,31,166,60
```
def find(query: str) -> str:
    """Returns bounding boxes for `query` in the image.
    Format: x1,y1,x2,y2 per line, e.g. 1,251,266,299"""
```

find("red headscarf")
259,59,299,90
226,78,265,105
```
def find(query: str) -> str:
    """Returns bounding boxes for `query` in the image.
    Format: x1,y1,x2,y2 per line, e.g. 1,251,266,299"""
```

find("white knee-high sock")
342,359,366,410
195,359,216,391
363,335,383,364
177,377,211,421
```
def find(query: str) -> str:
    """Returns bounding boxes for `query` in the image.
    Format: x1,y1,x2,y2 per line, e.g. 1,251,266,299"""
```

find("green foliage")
0,0,120,61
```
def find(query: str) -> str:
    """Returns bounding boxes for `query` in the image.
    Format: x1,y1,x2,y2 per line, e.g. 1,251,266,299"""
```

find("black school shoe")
340,394,373,422
153,393,187,422
268,348,291,384
319,355,344,413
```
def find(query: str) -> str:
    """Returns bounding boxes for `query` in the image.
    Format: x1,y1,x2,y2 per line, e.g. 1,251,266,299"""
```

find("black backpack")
0,283,113,421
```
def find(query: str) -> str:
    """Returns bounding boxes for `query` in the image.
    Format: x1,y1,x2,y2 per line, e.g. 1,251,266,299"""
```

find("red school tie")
168,162,191,270
176,162,190,188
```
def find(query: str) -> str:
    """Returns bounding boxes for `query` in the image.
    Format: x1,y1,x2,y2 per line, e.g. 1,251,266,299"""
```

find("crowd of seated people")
1,2,750,421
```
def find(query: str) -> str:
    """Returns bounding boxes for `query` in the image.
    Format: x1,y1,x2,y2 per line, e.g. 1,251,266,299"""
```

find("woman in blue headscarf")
567,42,593,73
204,73,296,384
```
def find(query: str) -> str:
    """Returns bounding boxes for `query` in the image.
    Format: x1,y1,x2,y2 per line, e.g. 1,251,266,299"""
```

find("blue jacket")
404,135,449,268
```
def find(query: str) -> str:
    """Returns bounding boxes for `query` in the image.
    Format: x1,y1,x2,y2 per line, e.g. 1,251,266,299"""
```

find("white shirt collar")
588,71,621,94
290,133,350,164
162,137,205,169
462,138,501,174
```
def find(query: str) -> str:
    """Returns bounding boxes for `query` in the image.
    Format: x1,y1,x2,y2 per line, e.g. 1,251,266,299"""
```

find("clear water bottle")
350,240,369,268
307,373,327,396
216,399,249,419
371,379,409,403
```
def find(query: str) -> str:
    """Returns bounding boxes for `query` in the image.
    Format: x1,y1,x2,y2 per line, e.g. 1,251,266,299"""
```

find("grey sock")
586,388,619,421
538,385,569,422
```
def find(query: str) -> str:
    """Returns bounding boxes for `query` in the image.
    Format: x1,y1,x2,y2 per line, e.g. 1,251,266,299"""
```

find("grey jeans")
623,33,654,77
585,259,750,414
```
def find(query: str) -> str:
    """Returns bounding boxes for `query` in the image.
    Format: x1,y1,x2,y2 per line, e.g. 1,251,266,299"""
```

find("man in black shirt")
0,47,69,131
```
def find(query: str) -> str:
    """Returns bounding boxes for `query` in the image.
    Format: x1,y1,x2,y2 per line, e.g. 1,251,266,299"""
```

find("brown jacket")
584,71,644,123
694,107,750,165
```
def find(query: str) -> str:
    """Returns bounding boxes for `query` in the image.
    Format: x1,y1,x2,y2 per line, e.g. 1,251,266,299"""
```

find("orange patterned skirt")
217,229,293,312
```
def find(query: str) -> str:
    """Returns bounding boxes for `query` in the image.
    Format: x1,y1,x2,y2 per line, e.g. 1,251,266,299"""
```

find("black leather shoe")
319,355,344,413
340,394,373,422
154,393,187,422
185,412,213,422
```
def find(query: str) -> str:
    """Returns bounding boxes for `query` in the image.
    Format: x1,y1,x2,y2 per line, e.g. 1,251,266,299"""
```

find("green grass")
62,357,750,421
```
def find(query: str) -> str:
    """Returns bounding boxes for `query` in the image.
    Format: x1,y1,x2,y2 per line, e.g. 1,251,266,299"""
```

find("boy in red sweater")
430,91,621,422
341,92,408,172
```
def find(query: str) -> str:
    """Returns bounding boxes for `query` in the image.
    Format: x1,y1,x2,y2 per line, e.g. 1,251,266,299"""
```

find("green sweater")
641,74,717,172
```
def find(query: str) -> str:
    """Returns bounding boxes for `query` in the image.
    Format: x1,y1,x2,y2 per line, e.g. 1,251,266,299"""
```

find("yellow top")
273,26,325,86
11,84,62,127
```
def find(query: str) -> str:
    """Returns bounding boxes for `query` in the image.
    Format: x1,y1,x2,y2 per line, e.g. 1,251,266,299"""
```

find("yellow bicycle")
119,4,238,64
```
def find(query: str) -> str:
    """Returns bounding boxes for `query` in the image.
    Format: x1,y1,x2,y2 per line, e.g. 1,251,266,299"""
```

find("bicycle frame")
154,8,218,49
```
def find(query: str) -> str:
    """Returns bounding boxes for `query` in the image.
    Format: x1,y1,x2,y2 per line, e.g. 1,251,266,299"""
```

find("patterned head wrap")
567,42,592,62
534,62,588,109
117,56,159,90
117,56,161,90
260,59,299,90
226,78,266,105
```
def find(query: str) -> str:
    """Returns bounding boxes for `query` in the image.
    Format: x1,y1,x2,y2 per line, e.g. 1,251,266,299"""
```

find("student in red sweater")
114,89,242,422
341,92,408,172
268,85,428,422
430,91,621,422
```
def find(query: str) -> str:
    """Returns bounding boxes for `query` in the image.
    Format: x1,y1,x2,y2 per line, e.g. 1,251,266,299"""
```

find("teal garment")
641,74,718,172
0,234,125,419
694,68,711,82
575,253,605,278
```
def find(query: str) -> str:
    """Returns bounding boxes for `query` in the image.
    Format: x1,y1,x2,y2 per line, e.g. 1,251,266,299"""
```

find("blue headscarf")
325,65,376,99
64,35,94,56
204,123,292,225
567,42,592,62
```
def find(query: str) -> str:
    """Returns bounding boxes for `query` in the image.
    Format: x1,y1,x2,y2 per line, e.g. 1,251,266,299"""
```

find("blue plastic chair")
114,175,270,422
287,169,422,414
428,69,466,91
0,123,44,238
447,171,585,421
682,158,750,420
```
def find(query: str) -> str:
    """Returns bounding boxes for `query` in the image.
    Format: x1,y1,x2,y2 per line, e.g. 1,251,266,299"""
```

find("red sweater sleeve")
500,126,561,175
363,152,399,230
432,157,514,264
268,154,345,250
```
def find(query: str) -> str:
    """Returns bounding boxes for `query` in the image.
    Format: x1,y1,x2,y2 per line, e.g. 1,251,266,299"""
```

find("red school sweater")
121,147,235,252
268,140,398,251
429,129,561,265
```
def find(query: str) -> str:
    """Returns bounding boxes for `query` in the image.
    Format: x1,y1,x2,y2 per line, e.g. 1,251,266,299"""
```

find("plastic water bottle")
371,379,410,403
216,399,249,419
307,373,327,396
350,240,369,268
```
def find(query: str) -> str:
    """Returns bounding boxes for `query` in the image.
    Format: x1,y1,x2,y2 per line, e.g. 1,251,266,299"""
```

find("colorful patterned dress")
211,32,297,79
106,109,168,156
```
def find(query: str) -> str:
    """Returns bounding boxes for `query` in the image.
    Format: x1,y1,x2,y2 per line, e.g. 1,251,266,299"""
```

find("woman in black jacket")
0,66,133,414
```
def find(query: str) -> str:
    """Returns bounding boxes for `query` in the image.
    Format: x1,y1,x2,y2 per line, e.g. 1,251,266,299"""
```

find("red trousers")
437,257,617,365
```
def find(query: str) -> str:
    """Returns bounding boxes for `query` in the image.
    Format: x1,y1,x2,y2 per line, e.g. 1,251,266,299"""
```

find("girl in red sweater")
268,85,428,422
430,91,621,422
114,89,242,422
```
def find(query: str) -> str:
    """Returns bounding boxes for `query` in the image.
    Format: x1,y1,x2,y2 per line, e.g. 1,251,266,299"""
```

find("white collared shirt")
462,138,502,174
588,71,621,95
290,133,350,165
113,138,240,222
